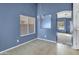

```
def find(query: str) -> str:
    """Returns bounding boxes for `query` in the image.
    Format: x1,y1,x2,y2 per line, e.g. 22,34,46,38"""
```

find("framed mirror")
40,15,51,29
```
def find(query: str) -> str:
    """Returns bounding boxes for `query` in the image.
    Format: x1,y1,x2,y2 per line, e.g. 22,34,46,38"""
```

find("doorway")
56,11,73,46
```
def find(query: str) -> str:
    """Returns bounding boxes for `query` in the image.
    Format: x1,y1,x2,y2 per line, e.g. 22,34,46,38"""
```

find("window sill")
20,32,35,37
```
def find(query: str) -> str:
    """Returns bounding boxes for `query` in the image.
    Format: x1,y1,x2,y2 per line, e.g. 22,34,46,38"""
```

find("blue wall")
0,3,72,52
37,3,72,41
0,3,37,51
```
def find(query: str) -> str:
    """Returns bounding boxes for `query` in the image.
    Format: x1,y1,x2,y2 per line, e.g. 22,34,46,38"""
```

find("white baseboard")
0,38,37,54
71,46,79,49
37,38,74,48
37,38,57,43
0,37,76,54
0,38,55,54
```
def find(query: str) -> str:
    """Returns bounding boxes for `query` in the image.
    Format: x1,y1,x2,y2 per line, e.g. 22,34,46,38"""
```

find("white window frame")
20,15,36,37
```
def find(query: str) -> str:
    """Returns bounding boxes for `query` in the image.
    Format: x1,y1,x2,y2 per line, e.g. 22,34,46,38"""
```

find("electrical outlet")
17,40,19,43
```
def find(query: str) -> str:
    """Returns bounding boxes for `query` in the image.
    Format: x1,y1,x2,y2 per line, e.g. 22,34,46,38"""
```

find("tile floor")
0,39,79,55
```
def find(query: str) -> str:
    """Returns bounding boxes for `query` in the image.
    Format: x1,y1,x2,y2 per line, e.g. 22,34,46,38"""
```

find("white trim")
20,32,35,37
0,38,37,54
37,38,56,43
34,17,36,34
71,46,79,49
37,38,73,48
56,10,72,18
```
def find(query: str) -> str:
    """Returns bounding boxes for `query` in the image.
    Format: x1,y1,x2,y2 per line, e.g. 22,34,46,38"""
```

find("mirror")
40,15,51,29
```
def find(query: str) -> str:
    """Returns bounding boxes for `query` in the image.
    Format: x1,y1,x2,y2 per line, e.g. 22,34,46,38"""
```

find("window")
20,15,35,37
28,17,35,34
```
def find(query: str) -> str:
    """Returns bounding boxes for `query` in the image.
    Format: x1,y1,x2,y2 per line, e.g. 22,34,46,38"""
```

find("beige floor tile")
0,39,79,55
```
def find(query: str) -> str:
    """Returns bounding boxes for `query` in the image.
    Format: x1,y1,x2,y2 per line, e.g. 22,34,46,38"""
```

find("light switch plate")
17,40,19,43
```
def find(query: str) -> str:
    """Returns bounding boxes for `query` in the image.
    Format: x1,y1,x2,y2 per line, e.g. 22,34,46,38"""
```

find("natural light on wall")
20,15,35,37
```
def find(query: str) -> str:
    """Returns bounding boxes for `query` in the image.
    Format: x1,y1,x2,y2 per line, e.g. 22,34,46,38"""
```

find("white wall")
73,3,79,49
